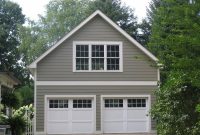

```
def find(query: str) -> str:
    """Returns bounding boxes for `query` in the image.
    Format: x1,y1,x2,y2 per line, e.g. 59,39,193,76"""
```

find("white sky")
10,0,151,22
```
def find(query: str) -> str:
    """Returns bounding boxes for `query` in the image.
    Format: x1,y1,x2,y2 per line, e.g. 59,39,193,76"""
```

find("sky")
10,0,151,22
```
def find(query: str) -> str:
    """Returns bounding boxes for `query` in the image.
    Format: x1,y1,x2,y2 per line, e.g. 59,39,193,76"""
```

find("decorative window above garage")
73,41,123,72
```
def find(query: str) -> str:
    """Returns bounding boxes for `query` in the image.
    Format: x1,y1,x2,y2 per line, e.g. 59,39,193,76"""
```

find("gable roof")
28,10,158,69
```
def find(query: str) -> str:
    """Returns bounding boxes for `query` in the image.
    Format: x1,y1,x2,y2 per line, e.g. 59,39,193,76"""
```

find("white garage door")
47,98,94,134
103,98,149,133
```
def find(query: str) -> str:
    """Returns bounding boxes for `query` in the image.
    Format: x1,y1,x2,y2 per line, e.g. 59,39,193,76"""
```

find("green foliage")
0,104,33,135
19,0,90,64
196,104,200,113
148,0,200,82
19,0,141,64
16,85,34,106
137,19,151,46
0,0,25,70
152,72,200,135
13,104,34,119
1,91,20,109
147,0,161,25
0,0,31,85
6,115,26,135
86,0,138,39
149,0,200,134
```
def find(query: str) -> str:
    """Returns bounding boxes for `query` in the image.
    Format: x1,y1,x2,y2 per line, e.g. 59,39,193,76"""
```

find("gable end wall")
37,15,158,81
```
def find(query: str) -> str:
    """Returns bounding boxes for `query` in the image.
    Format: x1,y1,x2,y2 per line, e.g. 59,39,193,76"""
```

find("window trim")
73,41,123,72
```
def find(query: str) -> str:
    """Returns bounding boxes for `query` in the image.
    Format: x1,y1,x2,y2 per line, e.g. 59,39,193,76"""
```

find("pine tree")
149,0,200,134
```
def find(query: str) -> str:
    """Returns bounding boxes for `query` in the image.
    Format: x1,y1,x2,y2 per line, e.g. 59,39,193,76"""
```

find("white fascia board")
36,81,158,86
28,10,158,69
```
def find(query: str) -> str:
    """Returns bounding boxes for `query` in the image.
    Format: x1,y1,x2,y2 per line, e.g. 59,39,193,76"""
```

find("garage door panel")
127,109,147,119
72,122,93,133
127,121,147,132
103,109,124,121
48,110,69,121
47,122,70,134
72,110,93,121
103,122,124,133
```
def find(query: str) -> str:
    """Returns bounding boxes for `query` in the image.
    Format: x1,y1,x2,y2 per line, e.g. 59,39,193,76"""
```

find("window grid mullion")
89,44,92,71
104,44,107,71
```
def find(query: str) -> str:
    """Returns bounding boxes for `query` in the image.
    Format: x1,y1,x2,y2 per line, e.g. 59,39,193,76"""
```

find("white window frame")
73,41,123,72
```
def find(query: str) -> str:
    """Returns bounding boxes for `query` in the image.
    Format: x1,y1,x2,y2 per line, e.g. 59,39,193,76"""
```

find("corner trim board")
36,81,158,86
34,69,37,134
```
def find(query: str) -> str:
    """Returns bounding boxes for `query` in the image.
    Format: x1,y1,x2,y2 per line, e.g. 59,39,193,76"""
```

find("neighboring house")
28,10,159,135
0,72,20,135
0,72,20,104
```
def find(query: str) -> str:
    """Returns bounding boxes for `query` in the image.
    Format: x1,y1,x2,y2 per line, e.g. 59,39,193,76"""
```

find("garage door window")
73,99,92,108
104,99,123,108
127,99,146,107
49,99,68,108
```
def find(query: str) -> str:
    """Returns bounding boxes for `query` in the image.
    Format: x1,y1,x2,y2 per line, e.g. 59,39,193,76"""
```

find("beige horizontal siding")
37,15,157,81
36,85,157,132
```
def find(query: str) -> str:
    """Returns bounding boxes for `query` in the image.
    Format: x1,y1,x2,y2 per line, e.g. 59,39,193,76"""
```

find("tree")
86,0,138,39
147,0,161,25
16,85,34,106
137,0,161,47
19,0,90,64
0,0,24,71
149,0,200,134
137,19,151,47
0,0,32,85
19,0,141,64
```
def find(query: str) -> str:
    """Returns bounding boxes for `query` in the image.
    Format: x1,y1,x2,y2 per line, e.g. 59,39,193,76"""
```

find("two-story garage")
28,10,159,135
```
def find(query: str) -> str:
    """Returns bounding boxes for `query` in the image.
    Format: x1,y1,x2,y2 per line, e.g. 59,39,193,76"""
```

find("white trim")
36,81,158,86
44,95,96,134
28,10,158,69
73,41,123,72
157,68,160,81
34,69,37,134
100,94,151,133
148,95,152,132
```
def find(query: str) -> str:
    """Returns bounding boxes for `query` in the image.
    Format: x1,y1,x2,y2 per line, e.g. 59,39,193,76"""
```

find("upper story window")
73,41,123,72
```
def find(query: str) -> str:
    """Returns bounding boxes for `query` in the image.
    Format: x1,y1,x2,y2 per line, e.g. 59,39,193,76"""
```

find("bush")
1,91,20,109
7,115,26,135
0,104,34,135
16,85,34,106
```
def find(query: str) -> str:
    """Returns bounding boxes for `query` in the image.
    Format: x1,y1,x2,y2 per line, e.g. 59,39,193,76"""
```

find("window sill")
73,70,123,73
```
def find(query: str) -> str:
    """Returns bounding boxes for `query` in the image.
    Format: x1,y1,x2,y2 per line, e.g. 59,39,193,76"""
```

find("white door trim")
44,95,96,134
100,95,151,133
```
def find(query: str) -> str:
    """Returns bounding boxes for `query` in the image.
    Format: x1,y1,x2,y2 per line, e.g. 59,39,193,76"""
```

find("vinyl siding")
37,15,157,81
36,85,157,132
